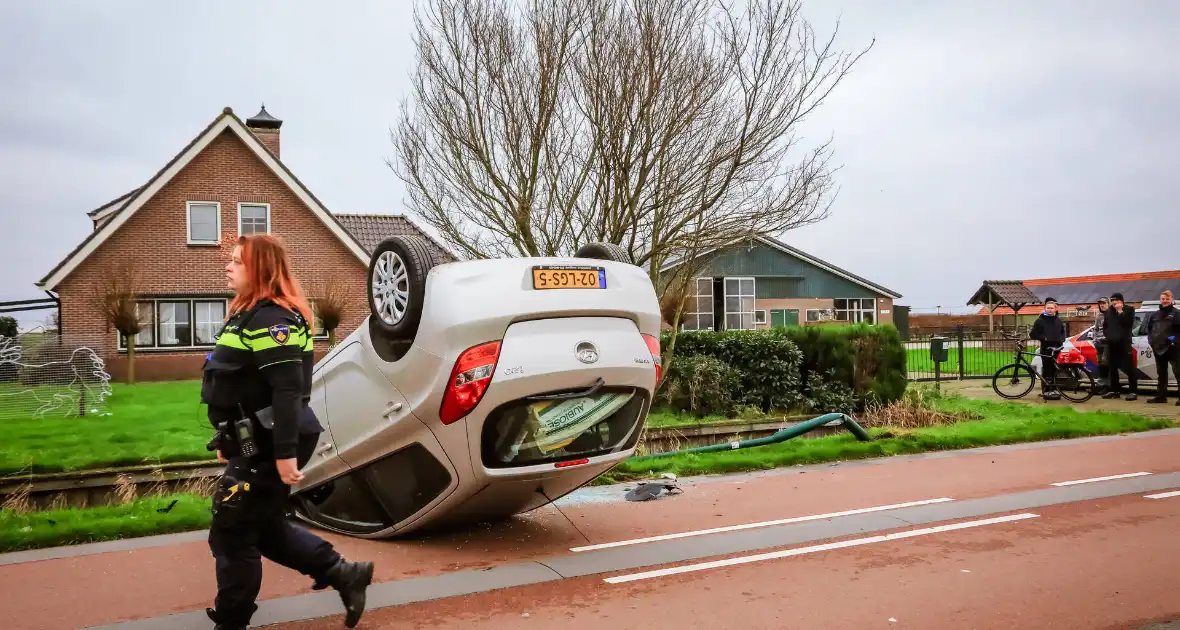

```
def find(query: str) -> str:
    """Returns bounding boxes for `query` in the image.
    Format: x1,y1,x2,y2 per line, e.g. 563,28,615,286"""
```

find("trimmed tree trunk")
127,335,136,384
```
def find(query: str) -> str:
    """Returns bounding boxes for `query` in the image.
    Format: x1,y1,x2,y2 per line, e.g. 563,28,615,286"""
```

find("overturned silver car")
290,236,662,538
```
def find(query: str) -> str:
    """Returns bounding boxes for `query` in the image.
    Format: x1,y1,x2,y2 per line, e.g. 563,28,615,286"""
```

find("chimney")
245,104,282,158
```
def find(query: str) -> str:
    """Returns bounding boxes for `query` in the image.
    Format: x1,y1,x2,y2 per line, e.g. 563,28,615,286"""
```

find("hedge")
780,323,908,408
660,324,906,415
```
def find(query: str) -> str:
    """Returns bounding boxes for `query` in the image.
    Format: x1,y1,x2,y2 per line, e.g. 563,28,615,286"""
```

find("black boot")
323,559,375,628
206,608,246,630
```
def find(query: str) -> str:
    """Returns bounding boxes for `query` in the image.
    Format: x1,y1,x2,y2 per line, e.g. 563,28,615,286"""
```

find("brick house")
35,106,456,381
662,235,902,331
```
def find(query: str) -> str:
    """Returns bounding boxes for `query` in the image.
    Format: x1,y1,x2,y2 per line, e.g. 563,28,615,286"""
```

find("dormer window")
187,201,221,245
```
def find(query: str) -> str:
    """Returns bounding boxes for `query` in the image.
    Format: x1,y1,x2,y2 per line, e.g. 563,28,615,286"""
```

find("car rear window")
480,386,647,468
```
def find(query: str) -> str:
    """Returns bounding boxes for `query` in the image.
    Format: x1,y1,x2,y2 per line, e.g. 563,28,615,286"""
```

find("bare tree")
392,0,872,365
307,272,354,348
90,259,145,384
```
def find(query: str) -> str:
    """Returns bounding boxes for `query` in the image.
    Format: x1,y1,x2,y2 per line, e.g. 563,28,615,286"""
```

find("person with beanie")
1102,292,1138,400
1030,298,1066,400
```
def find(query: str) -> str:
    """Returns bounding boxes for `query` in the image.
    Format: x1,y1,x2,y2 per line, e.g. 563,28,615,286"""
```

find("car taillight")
440,341,501,425
642,333,662,383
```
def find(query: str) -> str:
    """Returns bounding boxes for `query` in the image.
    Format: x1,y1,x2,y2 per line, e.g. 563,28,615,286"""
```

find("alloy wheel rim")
372,251,410,325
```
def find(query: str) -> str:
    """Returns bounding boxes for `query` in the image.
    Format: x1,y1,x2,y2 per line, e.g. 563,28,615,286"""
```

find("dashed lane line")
602,513,1041,584
570,497,955,552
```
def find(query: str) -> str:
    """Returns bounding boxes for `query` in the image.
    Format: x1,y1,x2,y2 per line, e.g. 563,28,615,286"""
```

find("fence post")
957,325,966,380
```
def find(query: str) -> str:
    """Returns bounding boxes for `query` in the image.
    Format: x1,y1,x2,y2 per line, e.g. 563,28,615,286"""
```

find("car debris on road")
624,473,682,501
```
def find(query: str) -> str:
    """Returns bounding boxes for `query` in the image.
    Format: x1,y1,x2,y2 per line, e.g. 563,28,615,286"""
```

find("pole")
934,355,941,392
957,325,966,380
633,413,872,460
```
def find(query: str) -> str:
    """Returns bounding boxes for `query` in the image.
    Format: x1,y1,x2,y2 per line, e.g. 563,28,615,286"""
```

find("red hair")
228,234,316,335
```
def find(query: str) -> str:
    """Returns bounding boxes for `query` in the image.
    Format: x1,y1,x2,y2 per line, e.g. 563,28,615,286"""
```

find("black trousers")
1106,341,1138,394
1155,348,1180,399
208,435,341,627
1095,340,1109,388
1040,348,1059,392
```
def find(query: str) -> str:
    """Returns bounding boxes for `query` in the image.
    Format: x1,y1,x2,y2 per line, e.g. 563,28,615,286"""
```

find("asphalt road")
278,493,1180,630
7,429,1180,630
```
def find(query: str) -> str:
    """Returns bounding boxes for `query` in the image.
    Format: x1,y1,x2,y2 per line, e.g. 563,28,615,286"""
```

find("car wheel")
574,242,631,264
367,235,439,341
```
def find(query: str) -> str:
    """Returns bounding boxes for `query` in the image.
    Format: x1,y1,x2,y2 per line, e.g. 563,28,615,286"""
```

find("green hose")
634,412,872,460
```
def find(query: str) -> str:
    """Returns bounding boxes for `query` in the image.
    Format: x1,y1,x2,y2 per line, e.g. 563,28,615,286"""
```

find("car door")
317,339,416,464
296,374,350,490
1133,312,1158,381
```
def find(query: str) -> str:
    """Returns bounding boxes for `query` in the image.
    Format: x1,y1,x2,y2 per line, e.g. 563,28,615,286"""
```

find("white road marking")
569,497,956,552
1144,490,1180,499
1049,472,1152,487
602,513,1040,584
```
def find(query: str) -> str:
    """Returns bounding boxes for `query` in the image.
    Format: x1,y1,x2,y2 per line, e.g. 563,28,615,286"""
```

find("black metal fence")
905,325,1028,383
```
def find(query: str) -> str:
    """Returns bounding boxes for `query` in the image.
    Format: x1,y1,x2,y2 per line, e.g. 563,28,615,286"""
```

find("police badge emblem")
269,324,290,344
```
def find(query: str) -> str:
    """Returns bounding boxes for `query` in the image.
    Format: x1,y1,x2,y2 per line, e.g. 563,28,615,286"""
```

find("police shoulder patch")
269,324,291,345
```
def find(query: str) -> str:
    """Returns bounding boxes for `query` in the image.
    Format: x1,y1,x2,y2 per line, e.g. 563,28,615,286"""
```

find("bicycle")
991,332,1095,402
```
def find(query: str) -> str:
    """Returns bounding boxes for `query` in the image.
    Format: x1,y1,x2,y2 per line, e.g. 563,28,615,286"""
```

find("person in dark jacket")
1102,292,1138,400
1030,298,1067,399
1143,290,1180,405
203,235,374,630
1093,297,1110,393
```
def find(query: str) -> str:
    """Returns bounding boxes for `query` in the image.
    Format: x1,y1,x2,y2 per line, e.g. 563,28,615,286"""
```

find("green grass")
1,381,214,476
906,346,1013,377
598,397,1173,484
0,494,212,553
7,390,1175,552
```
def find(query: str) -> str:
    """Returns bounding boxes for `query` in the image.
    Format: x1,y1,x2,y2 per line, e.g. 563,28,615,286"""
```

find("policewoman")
203,234,373,630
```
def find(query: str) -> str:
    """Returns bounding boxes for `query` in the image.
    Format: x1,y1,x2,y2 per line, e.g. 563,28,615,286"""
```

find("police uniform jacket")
201,298,323,461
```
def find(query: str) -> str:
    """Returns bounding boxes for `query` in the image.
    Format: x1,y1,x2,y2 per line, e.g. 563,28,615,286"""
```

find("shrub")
781,323,907,408
664,328,804,412
803,369,858,415
659,323,907,416
0,316,17,338
657,354,741,417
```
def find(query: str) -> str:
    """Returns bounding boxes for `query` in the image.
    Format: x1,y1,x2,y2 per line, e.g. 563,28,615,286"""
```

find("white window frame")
754,309,768,325
186,201,221,245
806,308,835,323
723,276,756,330
834,298,877,324
237,202,271,236
193,300,229,346
117,297,228,351
680,277,716,331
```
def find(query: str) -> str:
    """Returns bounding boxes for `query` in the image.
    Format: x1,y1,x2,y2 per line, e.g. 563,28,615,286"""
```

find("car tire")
367,235,440,341
574,242,632,264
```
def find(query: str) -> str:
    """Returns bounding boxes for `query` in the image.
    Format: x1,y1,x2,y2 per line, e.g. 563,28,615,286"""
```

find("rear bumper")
460,316,655,478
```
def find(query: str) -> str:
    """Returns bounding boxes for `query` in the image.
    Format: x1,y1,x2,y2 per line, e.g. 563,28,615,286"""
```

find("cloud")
1,0,1178,329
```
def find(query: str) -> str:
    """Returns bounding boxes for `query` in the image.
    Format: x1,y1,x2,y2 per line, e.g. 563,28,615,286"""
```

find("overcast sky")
2,1,1177,328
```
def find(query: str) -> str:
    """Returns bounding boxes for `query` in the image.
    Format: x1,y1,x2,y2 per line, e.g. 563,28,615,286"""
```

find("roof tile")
334,214,456,262
1024,270,1180,286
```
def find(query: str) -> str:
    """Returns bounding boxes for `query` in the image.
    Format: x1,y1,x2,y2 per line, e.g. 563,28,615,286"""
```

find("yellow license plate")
532,266,606,290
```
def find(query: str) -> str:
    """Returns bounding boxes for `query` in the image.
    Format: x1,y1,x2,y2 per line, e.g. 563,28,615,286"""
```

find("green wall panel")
696,244,881,299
